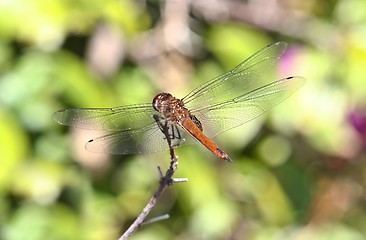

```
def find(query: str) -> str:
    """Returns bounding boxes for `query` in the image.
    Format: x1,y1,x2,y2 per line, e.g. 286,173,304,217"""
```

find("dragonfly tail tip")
225,156,233,163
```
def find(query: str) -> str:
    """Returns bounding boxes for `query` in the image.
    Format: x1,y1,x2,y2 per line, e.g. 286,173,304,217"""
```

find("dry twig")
119,115,187,239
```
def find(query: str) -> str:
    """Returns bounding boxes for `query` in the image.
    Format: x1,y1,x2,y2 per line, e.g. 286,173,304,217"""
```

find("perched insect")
53,42,305,162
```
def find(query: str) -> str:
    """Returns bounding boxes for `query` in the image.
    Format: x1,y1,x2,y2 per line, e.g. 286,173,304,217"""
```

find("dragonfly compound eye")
152,93,172,111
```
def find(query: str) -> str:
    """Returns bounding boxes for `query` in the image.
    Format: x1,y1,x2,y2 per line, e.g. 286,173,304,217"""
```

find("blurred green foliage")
1,0,366,240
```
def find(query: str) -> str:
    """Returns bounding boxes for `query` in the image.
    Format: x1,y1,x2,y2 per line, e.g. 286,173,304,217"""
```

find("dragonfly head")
152,93,174,112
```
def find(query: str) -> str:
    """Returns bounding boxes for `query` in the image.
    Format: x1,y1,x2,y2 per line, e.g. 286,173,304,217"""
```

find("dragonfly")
53,42,305,162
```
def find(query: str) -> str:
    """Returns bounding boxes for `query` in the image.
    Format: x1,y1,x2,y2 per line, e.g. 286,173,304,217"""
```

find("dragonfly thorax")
152,93,190,120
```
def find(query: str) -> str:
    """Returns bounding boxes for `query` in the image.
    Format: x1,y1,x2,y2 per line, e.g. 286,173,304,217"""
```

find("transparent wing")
52,104,156,131
85,122,196,155
183,42,288,109
191,76,305,138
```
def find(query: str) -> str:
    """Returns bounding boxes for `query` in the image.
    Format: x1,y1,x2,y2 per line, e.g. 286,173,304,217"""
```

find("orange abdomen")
179,117,232,162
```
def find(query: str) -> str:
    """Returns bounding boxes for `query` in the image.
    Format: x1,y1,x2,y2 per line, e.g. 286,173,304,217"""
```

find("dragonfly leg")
153,114,165,133
153,114,174,140
153,114,183,141
171,125,183,140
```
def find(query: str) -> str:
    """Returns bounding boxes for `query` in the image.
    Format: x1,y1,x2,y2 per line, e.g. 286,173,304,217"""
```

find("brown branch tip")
119,116,188,240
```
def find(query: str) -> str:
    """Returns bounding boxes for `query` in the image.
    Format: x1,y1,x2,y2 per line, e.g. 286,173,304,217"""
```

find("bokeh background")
1,0,366,239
